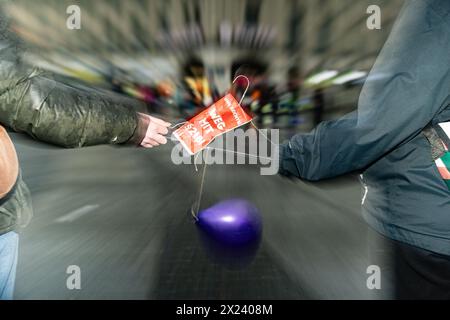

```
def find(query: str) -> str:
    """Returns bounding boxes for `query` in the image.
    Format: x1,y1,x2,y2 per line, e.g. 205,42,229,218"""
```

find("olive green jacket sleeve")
0,9,143,148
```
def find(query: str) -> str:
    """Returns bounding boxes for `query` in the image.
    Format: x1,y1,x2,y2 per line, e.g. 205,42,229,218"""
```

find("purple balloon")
196,199,262,246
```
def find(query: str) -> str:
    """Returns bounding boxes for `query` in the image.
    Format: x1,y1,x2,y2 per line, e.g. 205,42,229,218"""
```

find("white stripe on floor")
55,204,100,223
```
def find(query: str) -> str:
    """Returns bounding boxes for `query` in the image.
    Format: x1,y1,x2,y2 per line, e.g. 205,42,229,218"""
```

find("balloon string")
232,75,279,147
232,75,278,147
194,152,201,172
169,122,279,165
169,121,188,129
172,77,279,220
202,146,273,161
250,120,279,147
190,128,276,221
193,149,209,220
168,121,188,146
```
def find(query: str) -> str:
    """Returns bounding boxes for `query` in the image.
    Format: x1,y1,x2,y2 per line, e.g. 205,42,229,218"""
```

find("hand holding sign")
173,93,253,154
138,113,171,148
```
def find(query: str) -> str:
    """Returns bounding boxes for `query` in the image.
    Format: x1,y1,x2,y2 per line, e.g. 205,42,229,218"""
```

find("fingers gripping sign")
139,114,171,148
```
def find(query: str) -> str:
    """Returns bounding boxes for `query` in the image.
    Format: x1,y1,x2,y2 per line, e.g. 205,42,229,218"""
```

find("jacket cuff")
278,141,301,177
128,113,149,145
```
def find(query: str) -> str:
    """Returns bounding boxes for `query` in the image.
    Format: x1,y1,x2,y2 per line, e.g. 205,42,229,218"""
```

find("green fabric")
440,151,450,169
444,179,450,189
438,152,450,190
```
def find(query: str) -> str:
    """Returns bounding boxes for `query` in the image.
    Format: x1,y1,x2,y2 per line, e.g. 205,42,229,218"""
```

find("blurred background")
4,0,404,299
6,0,404,130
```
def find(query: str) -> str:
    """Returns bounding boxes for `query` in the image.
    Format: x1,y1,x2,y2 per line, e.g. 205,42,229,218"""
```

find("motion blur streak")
4,0,405,299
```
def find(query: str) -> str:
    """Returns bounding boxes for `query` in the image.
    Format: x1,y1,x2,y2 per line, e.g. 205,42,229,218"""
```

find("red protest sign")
173,93,253,155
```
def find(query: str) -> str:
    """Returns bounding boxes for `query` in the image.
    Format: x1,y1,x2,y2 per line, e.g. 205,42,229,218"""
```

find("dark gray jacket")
279,0,450,255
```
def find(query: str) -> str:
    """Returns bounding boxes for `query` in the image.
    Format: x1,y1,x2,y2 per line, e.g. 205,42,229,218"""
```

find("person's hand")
137,113,171,148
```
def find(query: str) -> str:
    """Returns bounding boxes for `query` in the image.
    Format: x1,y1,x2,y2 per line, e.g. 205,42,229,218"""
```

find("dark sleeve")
279,0,450,180
0,7,145,148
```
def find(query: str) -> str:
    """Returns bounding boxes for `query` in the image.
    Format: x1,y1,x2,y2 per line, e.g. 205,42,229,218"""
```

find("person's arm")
0,9,168,148
280,0,450,181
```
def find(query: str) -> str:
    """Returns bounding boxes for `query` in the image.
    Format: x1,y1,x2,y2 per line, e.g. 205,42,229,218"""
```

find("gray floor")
11,132,375,299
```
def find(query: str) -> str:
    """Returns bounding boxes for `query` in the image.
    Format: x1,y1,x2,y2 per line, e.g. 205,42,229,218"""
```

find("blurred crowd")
3,0,403,133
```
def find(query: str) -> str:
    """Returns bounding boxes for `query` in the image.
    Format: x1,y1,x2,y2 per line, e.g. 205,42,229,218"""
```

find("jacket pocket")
422,126,450,192
433,152,450,190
